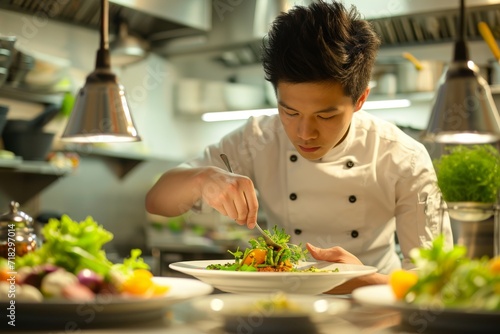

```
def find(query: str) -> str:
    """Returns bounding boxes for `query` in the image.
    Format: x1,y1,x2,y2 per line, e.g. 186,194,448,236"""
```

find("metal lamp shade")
61,69,140,143
110,21,149,67
421,61,500,144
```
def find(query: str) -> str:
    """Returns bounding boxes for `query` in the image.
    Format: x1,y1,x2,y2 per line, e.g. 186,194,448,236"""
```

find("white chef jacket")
182,110,453,274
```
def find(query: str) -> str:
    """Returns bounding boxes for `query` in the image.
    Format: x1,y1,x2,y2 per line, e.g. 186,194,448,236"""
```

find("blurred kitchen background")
1,0,500,273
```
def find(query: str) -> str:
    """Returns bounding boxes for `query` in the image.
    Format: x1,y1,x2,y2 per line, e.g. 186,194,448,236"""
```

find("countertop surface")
2,292,479,334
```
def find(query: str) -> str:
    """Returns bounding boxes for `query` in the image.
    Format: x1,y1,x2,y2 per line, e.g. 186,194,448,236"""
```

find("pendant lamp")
421,0,500,144
61,0,141,143
110,18,149,67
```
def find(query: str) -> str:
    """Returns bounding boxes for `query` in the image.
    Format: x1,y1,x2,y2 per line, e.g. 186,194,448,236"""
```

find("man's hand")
306,243,388,294
200,167,259,228
306,243,363,265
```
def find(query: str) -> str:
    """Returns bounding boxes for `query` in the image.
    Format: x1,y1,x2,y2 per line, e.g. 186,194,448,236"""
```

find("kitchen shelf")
0,85,65,105
490,84,500,94
368,91,436,102
369,85,500,104
58,144,152,179
0,158,73,204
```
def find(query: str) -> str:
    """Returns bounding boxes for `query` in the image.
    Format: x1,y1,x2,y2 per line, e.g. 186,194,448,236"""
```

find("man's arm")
145,166,210,217
145,165,259,227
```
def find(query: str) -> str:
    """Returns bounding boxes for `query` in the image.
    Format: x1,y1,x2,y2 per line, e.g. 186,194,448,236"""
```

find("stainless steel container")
0,35,16,86
0,201,38,259
448,202,499,258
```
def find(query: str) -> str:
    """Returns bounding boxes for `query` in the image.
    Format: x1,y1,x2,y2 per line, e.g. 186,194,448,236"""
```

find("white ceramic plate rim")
169,260,377,277
0,277,213,306
352,284,500,316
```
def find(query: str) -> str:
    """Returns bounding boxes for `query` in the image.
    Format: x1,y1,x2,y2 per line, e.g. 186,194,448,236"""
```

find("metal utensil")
219,153,282,249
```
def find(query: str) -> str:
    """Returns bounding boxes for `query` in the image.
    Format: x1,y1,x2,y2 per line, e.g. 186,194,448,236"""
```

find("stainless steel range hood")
156,0,315,66
157,0,294,57
0,0,211,43
352,0,500,47
157,0,500,66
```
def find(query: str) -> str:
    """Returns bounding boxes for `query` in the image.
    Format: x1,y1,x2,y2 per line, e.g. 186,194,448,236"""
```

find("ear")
354,87,371,111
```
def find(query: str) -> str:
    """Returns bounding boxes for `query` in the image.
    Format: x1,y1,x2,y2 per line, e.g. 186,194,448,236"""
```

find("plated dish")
353,284,500,333
0,277,213,329
169,260,377,294
192,292,350,333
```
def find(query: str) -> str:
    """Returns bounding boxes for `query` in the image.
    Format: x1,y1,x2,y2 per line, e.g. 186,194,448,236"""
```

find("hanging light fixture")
421,0,500,144
110,17,150,67
61,0,141,143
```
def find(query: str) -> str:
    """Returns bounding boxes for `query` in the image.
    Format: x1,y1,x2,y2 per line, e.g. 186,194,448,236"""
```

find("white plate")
353,284,500,333
169,260,377,295
192,293,350,333
0,277,213,329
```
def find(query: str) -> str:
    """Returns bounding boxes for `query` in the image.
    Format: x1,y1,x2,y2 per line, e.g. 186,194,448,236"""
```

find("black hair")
261,0,380,103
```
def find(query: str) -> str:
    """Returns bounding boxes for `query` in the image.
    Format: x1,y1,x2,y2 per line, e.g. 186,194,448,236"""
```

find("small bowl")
2,131,55,161
192,293,350,334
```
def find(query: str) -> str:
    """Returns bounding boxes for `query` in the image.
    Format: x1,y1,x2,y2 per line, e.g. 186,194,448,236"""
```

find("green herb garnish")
206,225,309,271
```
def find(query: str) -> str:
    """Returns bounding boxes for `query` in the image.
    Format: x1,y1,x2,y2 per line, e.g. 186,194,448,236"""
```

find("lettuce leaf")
16,215,113,276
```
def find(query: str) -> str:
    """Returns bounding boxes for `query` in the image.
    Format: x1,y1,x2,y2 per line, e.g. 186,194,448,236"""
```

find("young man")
146,1,452,293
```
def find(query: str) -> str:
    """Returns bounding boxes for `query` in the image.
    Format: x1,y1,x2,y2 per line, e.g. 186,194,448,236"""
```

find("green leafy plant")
434,145,500,203
404,236,500,311
16,215,149,278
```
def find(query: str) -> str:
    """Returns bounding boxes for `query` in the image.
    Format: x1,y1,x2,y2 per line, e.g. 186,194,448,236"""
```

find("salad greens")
206,226,313,272
403,236,500,311
433,144,500,203
16,215,148,280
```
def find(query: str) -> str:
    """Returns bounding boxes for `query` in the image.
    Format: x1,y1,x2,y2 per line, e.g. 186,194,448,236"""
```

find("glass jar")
0,201,37,259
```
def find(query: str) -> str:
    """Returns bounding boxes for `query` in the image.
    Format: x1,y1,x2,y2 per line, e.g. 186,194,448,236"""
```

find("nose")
297,118,318,140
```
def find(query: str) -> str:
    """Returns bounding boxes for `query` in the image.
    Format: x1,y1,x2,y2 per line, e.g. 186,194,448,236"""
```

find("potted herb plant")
433,144,500,221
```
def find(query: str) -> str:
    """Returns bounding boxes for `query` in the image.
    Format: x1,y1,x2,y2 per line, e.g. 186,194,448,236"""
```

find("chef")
146,0,453,293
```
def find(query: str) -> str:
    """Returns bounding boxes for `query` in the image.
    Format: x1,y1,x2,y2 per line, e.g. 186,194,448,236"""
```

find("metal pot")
6,49,35,87
447,202,499,258
397,55,444,93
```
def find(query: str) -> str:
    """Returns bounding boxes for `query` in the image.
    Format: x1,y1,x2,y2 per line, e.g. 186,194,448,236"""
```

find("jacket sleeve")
394,145,453,270
179,118,259,213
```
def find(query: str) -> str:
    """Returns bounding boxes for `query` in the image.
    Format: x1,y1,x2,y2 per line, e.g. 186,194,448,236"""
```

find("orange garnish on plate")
121,269,154,296
0,268,10,282
150,283,170,296
121,269,170,297
242,249,267,266
389,269,418,300
489,256,500,275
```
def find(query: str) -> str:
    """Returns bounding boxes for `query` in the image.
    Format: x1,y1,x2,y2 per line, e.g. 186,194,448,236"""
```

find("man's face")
277,81,368,161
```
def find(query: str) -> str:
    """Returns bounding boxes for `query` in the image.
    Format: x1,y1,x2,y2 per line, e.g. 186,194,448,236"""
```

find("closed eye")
317,113,337,120
283,109,299,117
